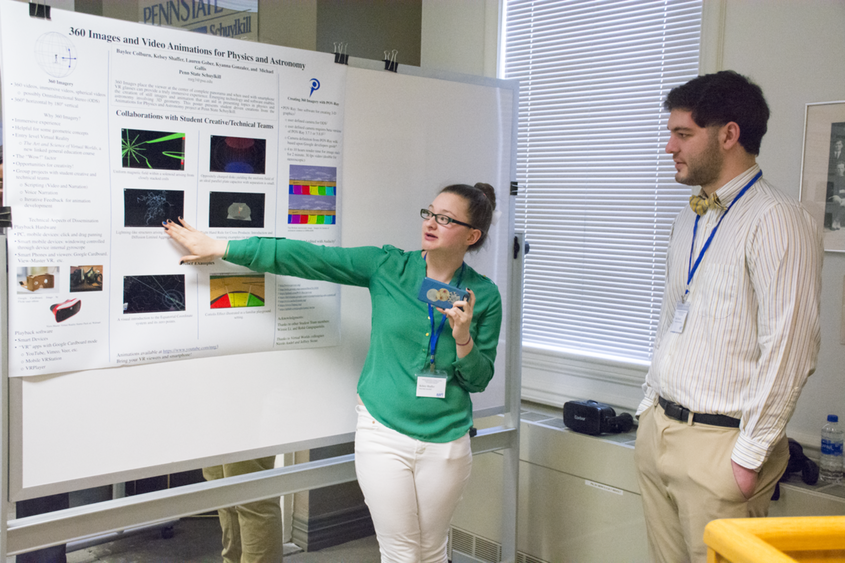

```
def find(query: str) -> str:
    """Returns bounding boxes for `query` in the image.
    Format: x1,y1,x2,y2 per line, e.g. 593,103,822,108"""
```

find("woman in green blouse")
164,183,502,563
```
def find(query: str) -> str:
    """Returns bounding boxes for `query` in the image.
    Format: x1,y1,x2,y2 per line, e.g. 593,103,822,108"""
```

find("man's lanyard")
426,261,466,373
685,170,762,300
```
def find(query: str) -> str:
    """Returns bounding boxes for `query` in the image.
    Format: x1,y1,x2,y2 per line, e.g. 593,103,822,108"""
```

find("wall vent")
475,535,501,562
453,549,489,563
517,552,547,563
449,526,549,563
451,527,475,557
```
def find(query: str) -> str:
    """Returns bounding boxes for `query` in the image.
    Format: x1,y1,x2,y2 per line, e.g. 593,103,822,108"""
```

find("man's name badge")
669,300,690,334
416,372,447,399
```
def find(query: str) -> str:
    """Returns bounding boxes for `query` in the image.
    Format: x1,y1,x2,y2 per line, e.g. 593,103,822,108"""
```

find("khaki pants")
203,457,283,563
634,404,788,563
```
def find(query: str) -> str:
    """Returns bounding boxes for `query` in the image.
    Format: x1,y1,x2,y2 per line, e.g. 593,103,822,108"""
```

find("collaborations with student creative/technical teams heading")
2,3,347,377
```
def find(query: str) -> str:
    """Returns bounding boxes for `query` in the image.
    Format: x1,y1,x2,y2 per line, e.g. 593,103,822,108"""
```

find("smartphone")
418,277,469,309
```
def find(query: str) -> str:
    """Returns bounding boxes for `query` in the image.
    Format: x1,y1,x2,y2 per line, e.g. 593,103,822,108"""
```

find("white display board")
3,3,516,499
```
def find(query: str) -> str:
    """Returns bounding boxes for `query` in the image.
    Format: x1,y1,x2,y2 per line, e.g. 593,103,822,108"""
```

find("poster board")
3,3,516,500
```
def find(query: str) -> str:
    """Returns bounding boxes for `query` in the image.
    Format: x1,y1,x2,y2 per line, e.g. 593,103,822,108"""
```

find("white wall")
714,0,845,447
420,0,499,78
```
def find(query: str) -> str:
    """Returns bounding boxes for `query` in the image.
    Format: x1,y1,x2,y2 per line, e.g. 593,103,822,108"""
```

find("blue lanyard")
426,262,466,372
686,171,761,298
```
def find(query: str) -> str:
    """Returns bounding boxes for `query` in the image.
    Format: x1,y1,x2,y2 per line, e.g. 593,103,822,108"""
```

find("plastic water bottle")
820,414,844,484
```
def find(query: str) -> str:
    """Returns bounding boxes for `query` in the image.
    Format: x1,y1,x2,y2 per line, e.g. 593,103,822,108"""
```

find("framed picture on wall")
799,100,845,253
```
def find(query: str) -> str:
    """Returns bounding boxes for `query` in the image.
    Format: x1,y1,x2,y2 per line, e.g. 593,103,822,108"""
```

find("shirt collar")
698,164,761,206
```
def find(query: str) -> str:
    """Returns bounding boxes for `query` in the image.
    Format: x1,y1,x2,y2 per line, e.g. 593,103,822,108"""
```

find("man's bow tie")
689,193,726,216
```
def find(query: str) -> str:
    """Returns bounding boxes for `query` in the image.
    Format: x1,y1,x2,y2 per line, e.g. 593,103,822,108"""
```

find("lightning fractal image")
123,189,184,227
121,129,186,170
123,275,186,314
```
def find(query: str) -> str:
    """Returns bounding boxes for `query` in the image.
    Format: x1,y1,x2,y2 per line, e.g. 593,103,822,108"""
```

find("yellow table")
704,516,845,562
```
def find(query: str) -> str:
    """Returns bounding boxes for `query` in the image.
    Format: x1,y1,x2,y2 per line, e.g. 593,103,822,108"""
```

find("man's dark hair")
664,70,769,155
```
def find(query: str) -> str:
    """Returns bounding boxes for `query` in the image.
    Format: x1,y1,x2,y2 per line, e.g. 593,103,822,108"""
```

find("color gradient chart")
209,274,266,309
287,164,337,225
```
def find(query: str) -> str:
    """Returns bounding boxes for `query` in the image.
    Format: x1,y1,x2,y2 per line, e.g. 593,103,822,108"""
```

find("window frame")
502,0,719,409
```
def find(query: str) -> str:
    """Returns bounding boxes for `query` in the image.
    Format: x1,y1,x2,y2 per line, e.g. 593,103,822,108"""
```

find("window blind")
504,0,702,364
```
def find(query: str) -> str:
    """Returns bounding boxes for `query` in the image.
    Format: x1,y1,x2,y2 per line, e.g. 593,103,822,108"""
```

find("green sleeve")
225,237,387,287
451,283,503,393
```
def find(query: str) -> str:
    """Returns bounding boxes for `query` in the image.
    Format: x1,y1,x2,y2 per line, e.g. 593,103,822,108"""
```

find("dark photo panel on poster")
208,191,265,228
209,135,266,174
123,274,186,314
69,265,103,292
124,188,185,227
121,129,186,170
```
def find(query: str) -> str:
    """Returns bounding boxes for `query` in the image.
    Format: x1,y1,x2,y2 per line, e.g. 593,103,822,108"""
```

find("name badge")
416,372,447,399
669,300,690,334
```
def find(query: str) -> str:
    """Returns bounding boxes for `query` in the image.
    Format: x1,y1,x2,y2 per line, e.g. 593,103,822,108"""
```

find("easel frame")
1,54,523,562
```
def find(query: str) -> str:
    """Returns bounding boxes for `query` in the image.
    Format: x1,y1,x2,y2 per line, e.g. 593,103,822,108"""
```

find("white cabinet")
452,412,648,562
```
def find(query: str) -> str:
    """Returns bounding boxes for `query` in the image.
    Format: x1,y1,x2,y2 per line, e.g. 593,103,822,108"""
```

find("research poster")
0,1,346,377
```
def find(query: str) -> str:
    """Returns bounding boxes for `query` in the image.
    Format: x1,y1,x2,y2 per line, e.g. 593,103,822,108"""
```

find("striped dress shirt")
637,165,823,470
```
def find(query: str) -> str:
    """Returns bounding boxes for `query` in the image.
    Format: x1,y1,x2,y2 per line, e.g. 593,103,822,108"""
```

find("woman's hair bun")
473,182,496,211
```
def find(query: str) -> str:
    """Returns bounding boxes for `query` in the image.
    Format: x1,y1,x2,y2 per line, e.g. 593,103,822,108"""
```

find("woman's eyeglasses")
420,209,477,230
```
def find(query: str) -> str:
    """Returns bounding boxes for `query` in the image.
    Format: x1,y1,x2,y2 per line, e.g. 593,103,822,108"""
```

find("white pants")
354,405,473,563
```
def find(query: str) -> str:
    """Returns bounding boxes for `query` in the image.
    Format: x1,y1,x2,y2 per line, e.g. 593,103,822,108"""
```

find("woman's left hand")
438,288,475,353
162,218,227,263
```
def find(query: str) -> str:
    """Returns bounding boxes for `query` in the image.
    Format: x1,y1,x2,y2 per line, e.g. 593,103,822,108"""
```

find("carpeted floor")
59,517,380,563
285,535,380,563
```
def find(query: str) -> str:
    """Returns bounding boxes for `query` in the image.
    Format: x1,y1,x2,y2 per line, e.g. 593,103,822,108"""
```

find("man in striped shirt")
634,71,823,563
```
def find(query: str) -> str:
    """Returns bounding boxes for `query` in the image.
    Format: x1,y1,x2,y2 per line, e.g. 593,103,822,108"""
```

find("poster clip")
333,42,349,65
383,49,398,73
0,207,12,229
510,181,519,196
29,1,51,19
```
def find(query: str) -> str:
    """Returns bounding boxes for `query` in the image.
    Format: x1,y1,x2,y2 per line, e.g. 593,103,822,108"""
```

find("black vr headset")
563,400,634,436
